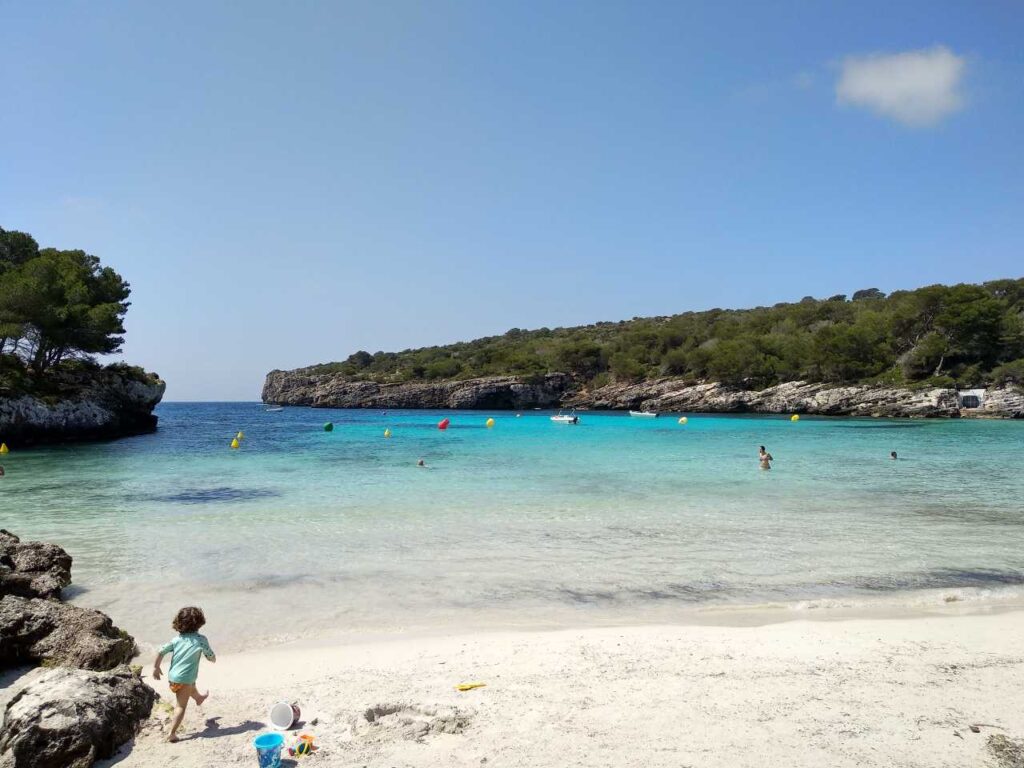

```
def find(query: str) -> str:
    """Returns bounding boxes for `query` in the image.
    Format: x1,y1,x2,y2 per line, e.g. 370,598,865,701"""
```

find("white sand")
87,611,1024,767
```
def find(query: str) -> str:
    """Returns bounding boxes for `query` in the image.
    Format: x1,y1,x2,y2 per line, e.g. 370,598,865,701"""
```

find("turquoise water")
3,403,1024,650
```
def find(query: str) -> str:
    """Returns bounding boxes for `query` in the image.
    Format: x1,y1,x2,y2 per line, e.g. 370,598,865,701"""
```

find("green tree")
0,246,130,373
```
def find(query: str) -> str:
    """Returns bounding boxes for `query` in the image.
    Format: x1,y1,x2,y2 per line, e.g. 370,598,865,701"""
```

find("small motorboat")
551,409,580,424
265,406,284,412
629,410,658,418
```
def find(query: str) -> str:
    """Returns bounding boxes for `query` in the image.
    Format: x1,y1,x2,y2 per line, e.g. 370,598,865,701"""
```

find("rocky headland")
263,369,1024,418
0,366,165,447
0,530,154,767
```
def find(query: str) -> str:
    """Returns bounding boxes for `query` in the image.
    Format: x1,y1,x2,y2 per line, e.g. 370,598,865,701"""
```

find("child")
153,606,216,742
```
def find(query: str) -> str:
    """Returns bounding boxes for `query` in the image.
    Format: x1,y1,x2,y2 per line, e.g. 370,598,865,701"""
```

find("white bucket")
269,701,301,730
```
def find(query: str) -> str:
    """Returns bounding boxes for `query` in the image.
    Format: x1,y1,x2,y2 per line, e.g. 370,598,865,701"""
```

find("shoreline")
91,609,1024,767
112,581,1024,657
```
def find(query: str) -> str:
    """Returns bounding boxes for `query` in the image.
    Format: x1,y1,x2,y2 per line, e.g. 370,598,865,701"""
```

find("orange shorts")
168,682,190,693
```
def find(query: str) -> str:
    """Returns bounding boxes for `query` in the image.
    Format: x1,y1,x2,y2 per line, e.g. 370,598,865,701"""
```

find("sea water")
3,403,1023,650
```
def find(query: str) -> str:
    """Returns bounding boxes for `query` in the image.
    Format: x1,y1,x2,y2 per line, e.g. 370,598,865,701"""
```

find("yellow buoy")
230,438,240,449
678,417,688,425
0,442,8,454
486,418,495,428
790,414,800,422
236,431,244,440
384,428,392,438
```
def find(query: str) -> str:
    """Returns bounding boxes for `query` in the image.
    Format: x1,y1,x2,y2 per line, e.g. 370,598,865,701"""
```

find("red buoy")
438,418,450,430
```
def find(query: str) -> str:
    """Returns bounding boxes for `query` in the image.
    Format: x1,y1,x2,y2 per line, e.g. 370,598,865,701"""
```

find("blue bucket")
253,732,285,768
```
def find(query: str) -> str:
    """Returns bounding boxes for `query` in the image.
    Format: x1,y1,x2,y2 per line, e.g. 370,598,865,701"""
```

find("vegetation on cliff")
0,226,151,398
299,279,1024,390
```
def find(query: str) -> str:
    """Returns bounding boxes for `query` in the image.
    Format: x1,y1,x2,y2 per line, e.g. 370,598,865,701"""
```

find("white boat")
265,406,284,412
629,410,658,418
551,409,579,424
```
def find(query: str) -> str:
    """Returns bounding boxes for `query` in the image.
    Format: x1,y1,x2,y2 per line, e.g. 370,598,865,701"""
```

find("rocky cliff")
264,369,1024,418
0,367,165,447
263,370,572,410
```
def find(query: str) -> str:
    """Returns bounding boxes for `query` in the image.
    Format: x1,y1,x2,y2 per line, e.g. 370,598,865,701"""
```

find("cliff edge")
0,366,166,447
263,369,1024,418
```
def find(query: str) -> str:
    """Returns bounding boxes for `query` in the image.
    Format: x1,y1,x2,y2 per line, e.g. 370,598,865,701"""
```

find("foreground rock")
264,368,1024,418
0,596,135,671
0,366,165,447
0,665,155,768
0,532,71,601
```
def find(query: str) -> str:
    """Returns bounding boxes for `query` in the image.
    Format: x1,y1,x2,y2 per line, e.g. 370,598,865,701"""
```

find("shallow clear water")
3,403,1024,650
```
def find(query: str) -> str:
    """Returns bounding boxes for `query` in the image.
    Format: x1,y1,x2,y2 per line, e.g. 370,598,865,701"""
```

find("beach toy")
237,431,245,440
455,682,486,692
790,414,800,422
253,732,285,767
678,417,688,425
0,443,8,454
269,701,301,730
288,734,315,757
230,438,240,449
384,428,392,438
438,418,450,430
486,418,495,428
323,422,334,432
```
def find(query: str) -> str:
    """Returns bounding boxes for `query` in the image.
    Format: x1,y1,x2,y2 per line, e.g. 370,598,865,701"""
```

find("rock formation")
0,532,150,767
0,367,165,447
0,666,155,768
263,368,1024,418
0,531,71,601
0,596,136,671
263,370,571,410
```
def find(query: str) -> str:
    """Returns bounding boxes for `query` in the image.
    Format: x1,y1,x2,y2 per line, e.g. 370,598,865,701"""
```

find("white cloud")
836,46,966,126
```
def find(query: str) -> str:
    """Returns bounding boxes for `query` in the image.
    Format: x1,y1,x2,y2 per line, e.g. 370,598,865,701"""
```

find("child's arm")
153,639,175,680
153,651,166,680
201,635,217,664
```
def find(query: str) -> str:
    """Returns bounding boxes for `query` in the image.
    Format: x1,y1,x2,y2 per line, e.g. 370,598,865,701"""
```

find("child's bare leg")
190,684,209,706
167,688,191,742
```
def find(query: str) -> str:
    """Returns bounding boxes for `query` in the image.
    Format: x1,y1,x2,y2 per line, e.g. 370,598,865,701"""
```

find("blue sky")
2,1,1022,400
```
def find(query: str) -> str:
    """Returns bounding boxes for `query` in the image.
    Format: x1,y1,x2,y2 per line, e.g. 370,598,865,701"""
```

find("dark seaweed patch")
148,487,281,504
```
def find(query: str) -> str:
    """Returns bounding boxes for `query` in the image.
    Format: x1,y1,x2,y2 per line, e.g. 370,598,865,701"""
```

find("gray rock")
0,368,165,447
263,370,570,410
0,665,155,768
574,379,964,417
0,532,72,601
976,387,1024,419
0,596,135,671
263,367,1024,418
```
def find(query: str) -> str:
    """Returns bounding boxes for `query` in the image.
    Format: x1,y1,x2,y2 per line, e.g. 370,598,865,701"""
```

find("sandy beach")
73,610,1022,767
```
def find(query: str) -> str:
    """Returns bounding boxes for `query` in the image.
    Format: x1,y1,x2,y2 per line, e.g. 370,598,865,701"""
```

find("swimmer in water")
758,445,773,470
890,451,898,460
417,458,426,467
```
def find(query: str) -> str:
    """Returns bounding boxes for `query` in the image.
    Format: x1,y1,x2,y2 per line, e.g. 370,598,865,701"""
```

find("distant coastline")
263,370,1024,418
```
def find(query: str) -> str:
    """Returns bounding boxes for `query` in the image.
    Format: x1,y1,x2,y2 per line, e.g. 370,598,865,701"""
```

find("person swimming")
758,445,773,470
417,458,426,467
890,451,898,460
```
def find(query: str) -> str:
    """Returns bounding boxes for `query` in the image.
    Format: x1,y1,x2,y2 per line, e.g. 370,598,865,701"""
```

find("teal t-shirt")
158,632,215,684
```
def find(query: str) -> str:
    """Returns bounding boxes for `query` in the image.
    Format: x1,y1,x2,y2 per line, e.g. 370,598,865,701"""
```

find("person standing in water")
758,445,773,470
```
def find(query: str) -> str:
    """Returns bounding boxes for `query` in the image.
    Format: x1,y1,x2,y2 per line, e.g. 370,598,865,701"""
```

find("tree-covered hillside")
303,280,1024,390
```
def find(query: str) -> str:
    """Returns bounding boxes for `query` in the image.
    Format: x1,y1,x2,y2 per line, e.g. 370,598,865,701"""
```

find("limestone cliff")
0,367,165,447
263,368,1024,418
263,371,571,410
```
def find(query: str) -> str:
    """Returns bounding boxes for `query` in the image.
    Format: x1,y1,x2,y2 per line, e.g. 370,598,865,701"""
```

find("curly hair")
172,606,206,633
